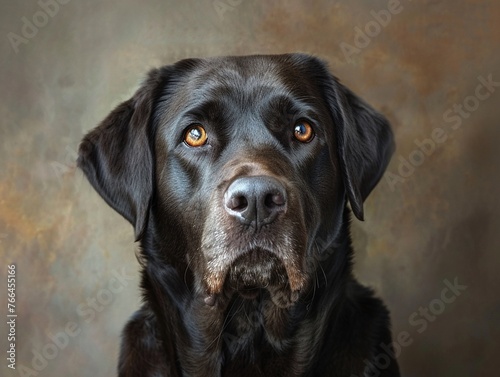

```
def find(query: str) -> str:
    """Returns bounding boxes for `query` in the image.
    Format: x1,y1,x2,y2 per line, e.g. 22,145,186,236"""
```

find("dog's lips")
213,248,306,307
202,224,309,307
234,286,261,300
226,248,288,289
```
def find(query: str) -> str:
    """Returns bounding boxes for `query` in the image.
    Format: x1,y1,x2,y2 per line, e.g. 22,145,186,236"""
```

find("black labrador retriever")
78,53,399,377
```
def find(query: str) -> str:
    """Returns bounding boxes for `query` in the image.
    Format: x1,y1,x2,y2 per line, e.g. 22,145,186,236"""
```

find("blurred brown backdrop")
1,1,499,376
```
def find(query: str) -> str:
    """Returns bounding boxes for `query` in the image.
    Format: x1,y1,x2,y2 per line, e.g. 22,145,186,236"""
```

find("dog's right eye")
184,125,208,147
294,120,315,143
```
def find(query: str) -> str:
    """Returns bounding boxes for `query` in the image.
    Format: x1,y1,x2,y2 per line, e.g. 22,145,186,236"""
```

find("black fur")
78,54,398,377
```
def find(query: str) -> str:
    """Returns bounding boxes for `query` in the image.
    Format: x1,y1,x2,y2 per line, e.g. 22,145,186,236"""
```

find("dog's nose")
224,176,287,228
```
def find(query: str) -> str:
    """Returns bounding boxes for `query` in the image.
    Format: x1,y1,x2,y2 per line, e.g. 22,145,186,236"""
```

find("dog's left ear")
306,57,394,221
78,68,169,241
331,82,395,221
290,54,394,221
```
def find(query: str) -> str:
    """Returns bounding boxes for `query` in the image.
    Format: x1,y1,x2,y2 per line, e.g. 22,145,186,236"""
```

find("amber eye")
294,121,314,143
184,124,207,147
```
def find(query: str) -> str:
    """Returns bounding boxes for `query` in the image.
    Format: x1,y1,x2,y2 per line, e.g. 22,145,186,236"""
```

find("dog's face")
154,56,345,307
78,54,394,308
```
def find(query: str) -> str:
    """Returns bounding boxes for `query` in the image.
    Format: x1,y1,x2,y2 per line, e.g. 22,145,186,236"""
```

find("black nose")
224,176,287,229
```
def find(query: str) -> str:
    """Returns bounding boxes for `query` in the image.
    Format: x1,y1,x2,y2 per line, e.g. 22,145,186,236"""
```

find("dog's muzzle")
202,173,308,308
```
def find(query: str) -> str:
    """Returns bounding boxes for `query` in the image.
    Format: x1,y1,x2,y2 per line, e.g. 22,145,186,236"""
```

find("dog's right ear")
77,68,169,241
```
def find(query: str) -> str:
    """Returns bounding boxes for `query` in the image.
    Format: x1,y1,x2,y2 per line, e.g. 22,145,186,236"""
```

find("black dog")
78,54,399,377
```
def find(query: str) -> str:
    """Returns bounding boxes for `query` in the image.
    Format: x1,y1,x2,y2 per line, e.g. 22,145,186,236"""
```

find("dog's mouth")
226,249,288,290
221,248,302,308
203,240,308,308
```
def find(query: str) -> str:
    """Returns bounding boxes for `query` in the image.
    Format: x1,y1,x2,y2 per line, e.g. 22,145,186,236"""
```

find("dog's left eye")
294,121,314,143
184,124,208,147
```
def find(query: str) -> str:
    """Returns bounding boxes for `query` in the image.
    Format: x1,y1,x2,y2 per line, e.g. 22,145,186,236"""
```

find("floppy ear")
332,81,395,221
290,54,394,220
300,54,394,221
77,68,168,241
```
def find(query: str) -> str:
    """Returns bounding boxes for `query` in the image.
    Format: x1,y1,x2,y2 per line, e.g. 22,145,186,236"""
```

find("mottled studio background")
1,0,499,376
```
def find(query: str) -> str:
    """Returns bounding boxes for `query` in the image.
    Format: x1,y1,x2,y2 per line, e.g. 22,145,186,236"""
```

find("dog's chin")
224,248,300,308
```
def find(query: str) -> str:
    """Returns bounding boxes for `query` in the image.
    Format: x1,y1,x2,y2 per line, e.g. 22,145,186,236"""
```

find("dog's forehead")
197,55,284,82
168,55,321,110
187,57,291,102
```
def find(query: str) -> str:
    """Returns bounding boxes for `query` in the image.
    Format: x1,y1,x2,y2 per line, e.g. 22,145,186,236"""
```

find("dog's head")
78,54,393,308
